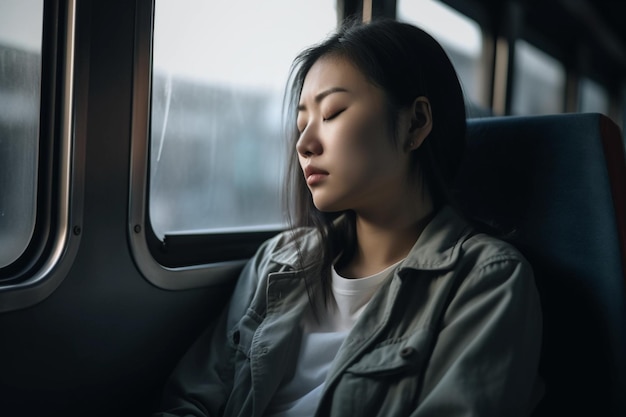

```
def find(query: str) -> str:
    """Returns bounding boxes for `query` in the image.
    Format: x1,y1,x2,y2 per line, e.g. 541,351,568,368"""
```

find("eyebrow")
297,87,349,111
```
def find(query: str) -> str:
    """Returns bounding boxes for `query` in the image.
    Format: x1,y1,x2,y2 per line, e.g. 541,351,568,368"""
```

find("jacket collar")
269,205,473,273
269,226,322,270
399,205,473,272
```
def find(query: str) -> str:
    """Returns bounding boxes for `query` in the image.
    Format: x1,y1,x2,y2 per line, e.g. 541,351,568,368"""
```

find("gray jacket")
155,206,543,417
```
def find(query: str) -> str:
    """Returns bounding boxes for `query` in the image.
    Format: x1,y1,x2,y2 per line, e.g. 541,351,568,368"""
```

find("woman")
154,19,542,417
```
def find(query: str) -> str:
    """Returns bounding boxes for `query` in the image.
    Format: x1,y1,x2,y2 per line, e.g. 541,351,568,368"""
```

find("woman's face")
296,55,414,215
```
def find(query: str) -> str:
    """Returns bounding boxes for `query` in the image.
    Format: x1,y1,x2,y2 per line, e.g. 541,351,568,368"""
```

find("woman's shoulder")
229,227,321,314
250,226,321,269
401,206,529,276
434,205,529,266
461,231,529,268
438,212,537,302
453,226,536,297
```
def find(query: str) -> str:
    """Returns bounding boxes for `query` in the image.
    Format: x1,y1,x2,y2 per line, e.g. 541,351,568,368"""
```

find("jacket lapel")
320,269,403,399
316,206,472,410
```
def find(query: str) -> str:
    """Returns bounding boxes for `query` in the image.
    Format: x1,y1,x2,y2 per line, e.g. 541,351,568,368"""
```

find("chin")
312,199,342,213
310,190,354,213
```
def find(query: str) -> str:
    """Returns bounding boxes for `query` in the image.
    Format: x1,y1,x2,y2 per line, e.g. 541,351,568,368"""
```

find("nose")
296,124,323,158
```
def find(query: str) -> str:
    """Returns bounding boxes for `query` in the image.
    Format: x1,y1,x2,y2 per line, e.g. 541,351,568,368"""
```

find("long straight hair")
282,19,467,310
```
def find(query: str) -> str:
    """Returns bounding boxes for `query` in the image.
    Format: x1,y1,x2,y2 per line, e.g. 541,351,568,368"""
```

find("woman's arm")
152,236,280,417
413,256,543,417
152,309,232,417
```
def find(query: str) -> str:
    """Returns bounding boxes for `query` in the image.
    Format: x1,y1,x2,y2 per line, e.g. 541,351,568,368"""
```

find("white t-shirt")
264,260,403,416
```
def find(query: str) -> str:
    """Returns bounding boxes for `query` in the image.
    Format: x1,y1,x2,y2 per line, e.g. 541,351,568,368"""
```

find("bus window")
150,0,337,238
579,77,610,115
396,0,486,112
0,0,44,268
511,40,565,115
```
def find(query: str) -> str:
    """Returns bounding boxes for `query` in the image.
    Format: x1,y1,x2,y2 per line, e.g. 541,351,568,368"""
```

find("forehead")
299,55,376,101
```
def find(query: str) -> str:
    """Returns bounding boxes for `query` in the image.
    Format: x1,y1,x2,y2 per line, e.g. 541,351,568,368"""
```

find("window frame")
129,0,283,290
0,0,83,312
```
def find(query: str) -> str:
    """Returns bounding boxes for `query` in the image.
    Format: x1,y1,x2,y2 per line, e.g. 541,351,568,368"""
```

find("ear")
405,96,432,152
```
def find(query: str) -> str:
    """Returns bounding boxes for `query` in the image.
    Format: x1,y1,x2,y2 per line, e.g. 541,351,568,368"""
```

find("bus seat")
454,113,626,417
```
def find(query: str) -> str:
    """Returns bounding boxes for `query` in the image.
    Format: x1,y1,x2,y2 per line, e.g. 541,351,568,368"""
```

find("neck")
338,197,435,278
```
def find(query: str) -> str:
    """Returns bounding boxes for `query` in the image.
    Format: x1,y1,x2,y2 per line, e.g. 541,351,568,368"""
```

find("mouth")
304,165,329,186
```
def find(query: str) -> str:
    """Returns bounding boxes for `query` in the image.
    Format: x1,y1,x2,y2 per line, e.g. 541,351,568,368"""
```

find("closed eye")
323,108,345,121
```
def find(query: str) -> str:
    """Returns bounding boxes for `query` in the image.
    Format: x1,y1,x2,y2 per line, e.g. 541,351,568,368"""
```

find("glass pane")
0,0,43,268
397,0,485,111
512,40,565,115
580,78,609,115
151,0,337,237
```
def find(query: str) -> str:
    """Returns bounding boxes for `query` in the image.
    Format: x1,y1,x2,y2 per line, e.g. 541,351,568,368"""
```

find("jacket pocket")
346,328,432,377
325,329,433,416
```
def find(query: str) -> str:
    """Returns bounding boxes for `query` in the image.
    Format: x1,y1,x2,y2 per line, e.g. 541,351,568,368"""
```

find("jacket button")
232,330,240,345
400,347,416,359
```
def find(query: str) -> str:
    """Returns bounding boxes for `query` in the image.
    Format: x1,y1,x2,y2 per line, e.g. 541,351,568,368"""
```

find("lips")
303,165,329,186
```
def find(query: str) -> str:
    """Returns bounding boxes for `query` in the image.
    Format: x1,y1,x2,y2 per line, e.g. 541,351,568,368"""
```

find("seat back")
455,113,626,416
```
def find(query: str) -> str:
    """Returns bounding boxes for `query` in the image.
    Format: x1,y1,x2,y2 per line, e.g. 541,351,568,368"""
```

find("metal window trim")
0,0,83,313
128,0,246,291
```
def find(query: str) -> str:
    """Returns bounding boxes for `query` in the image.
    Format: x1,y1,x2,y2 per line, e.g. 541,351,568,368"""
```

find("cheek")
336,135,391,182
346,114,396,163
327,103,397,174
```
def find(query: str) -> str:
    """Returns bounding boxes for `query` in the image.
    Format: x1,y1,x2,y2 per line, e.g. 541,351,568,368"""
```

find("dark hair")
282,19,467,310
